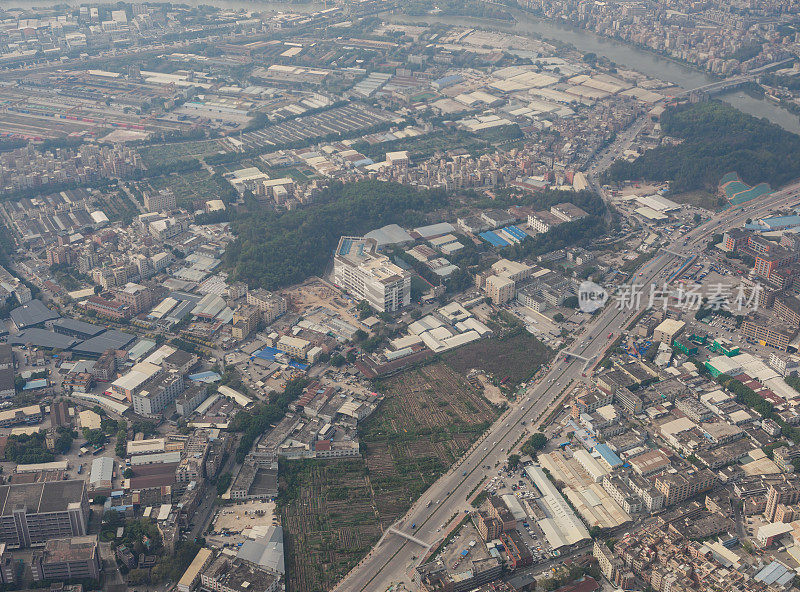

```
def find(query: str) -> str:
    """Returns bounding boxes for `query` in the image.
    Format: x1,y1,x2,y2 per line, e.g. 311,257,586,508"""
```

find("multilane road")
333,179,800,592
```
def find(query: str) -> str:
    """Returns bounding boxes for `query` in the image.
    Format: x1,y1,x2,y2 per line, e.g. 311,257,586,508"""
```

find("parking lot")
207,500,277,549
482,464,553,561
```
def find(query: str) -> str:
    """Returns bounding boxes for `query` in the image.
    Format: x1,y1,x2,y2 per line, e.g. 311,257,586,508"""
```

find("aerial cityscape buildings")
0,0,800,592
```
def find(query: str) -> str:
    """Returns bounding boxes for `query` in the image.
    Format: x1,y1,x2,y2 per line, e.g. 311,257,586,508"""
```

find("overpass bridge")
677,58,795,99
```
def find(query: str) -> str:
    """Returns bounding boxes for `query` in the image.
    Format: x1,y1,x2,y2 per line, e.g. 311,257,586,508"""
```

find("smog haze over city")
3,1,800,592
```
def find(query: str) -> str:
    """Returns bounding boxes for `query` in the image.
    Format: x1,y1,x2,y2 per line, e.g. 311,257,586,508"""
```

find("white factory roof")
112,361,161,392
707,353,797,400
573,449,609,482
71,392,130,415
635,194,681,212
705,541,742,569
143,345,177,366
390,334,424,350
526,464,590,549
130,451,182,465
409,315,445,335
157,504,172,521
217,385,253,408
193,394,221,416
758,522,794,539
364,224,413,247
16,460,69,473
150,297,179,319
501,494,527,521
438,302,471,323
429,234,460,248
90,456,114,484
127,438,166,456
454,317,492,336
192,293,226,318
90,210,109,224
700,389,734,406
413,222,455,238
659,417,697,437
654,318,685,335
635,206,669,221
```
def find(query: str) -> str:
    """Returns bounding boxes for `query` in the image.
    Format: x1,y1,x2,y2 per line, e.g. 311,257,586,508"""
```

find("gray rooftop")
364,224,413,247
237,525,284,574
51,317,105,338
0,480,85,515
71,329,136,356
8,328,77,350
89,457,114,484
9,300,60,329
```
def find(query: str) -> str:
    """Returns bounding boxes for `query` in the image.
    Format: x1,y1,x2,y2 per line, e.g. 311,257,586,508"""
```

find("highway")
333,179,800,592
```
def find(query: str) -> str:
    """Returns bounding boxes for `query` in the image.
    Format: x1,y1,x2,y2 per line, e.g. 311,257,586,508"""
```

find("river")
387,9,800,134
5,0,799,133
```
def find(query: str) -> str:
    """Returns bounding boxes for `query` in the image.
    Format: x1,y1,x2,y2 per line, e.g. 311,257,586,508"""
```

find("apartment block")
31,536,101,582
654,469,716,506
131,370,185,416
333,236,411,313
484,274,515,305
246,289,288,325
741,315,795,351
550,202,588,222
775,293,800,327
527,210,563,234
765,477,800,522
114,282,153,315
232,304,261,340
0,481,89,548
143,189,177,212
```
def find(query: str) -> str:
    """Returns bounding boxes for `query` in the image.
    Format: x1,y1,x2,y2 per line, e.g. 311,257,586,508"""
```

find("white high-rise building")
333,237,411,313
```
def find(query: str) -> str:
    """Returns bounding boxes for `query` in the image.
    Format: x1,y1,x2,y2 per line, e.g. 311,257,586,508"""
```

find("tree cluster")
230,378,310,463
225,180,446,290
604,101,800,193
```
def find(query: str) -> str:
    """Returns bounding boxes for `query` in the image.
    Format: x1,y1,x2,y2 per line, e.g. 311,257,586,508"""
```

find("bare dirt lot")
445,329,552,386
281,277,362,327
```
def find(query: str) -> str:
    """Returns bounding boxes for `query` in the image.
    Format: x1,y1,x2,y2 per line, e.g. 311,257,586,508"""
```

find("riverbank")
5,0,800,133
384,7,800,134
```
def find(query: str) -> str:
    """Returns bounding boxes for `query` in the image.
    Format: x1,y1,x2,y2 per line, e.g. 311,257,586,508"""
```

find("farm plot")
445,329,552,386
362,362,500,528
278,362,500,592
93,189,140,223
141,170,235,209
278,459,382,592
138,139,228,168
